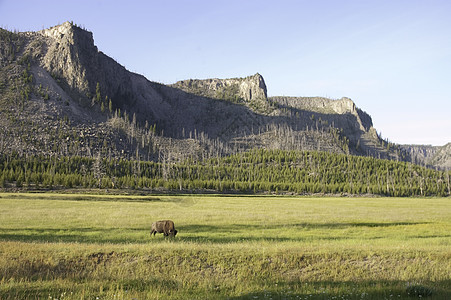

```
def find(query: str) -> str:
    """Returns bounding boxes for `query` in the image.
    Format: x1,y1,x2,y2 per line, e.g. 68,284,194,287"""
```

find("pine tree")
95,82,101,103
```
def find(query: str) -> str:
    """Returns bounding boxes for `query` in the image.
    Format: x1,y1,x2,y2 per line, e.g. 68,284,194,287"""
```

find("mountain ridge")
0,22,449,169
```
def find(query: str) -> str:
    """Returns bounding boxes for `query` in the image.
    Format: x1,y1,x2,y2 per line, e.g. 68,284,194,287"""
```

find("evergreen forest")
1,149,449,197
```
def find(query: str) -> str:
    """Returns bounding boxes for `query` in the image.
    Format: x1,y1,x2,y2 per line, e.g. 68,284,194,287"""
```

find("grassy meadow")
0,193,450,299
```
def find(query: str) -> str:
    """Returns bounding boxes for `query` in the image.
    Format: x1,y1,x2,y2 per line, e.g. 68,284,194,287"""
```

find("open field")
0,193,450,299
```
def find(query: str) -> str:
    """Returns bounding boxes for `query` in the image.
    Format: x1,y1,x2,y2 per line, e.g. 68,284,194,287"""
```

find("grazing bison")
150,220,178,237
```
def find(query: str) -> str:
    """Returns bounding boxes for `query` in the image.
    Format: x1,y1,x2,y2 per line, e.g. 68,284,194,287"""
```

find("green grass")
0,193,450,299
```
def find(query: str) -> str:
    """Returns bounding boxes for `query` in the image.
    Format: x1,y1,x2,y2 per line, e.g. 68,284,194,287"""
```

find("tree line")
0,149,449,196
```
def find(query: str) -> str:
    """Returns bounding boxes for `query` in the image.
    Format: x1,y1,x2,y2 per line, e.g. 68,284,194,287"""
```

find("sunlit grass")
0,193,450,299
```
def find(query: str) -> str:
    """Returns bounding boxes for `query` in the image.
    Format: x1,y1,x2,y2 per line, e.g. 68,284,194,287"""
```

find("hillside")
401,143,451,170
0,22,449,170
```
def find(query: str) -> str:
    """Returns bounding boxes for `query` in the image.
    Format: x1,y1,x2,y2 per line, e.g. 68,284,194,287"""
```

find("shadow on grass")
176,221,434,240
0,278,181,299
180,222,429,232
0,194,163,203
0,228,318,244
228,280,450,300
1,279,449,300
0,221,438,244
0,227,152,244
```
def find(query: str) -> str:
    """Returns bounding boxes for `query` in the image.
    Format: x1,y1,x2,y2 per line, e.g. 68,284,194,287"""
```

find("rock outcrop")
172,73,268,105
237,73,267,101
401,143,451,169
432,143,451,169
38,22,140,113
270,96,373,132
40,21,95,96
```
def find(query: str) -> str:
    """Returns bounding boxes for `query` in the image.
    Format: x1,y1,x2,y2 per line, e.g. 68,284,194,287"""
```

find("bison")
150,220,178,237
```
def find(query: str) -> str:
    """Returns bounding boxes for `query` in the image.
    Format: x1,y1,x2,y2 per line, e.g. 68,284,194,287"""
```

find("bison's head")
170,229,178,237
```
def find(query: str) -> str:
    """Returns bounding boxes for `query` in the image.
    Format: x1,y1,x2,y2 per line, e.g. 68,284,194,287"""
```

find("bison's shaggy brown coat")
150,220,177,237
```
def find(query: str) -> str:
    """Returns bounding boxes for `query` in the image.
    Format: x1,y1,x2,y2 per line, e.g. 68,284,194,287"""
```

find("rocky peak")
330,97,356,114
172,73,268,104
238,73,267,101
38,22,102,100
40,21,75,39
327,97,372,131
40,21,93,42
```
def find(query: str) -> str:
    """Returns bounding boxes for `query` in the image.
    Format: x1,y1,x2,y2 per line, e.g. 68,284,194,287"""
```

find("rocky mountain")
0,22,449,169
401,143,451,170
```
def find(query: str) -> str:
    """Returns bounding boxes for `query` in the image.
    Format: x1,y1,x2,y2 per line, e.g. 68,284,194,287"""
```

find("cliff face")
40,22,95,96
432,143,451,169
401,143,451,169
270,96,373,132
238,73,267,101
171,73,268,107
39,22,137,109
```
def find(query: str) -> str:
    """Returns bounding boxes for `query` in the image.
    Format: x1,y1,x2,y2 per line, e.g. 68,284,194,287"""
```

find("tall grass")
0,193,450,299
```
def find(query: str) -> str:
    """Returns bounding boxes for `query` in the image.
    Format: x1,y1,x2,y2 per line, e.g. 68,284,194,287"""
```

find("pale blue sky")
1,0,450,145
